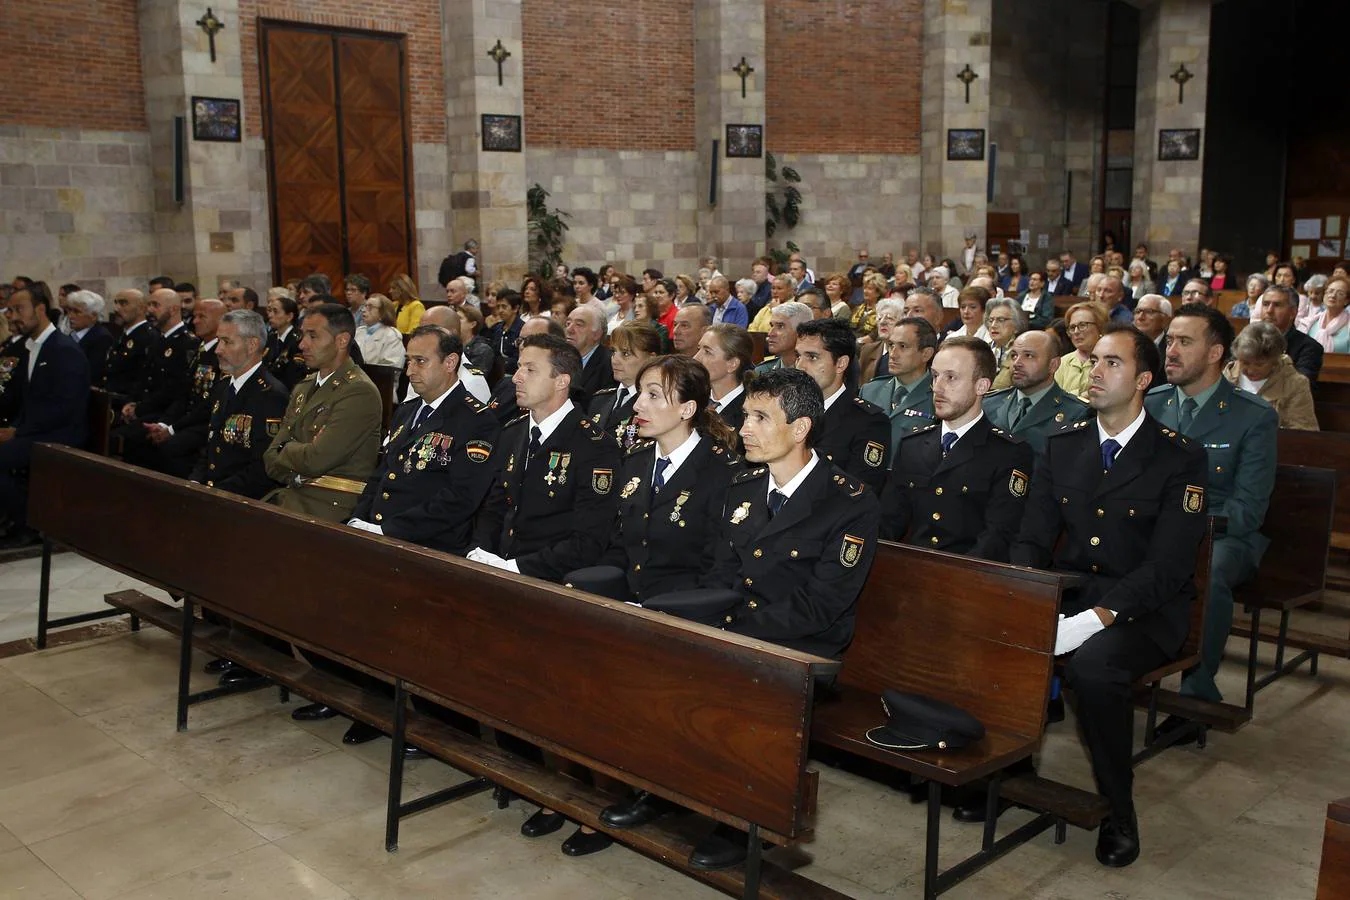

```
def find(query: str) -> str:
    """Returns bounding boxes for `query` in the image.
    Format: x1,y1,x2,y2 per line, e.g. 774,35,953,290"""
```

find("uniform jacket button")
1090,536,1101,546
753,548,762,558
743,577,753,587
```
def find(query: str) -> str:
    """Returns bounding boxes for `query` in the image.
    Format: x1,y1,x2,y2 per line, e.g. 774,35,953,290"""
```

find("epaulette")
1047,419,1091,440
579,417,605,440
988,426,1018,442
1157,424,1192,447
626,439,655,456
505,412,529,429
854,395,885,415
830,471,866,497
733,466,769,484
464,392,486,412
909,422,940,437
1228,387,1273,410
592,387,618,398
1146,383,1172,396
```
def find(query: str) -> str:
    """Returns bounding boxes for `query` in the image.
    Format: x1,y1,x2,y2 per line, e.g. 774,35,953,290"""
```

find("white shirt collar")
1097,407,1147,450
941,412,983,444
125,319,148,335
315,370,334,389
529,398,575,444
162,321,185,338
655,431,701,482
822,383,847,411
25,322,57,356
278,325,292,342
230,361,264,392
768,450,820,502
419,381,460,416
73,326,92,341
712,382,744,409
202,338,218,352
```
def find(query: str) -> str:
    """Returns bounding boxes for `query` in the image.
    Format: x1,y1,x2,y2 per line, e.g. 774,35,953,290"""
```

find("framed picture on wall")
191,96,241,143
725,124,763,159
481,114,522,153
946,129,985,161
1158,128,1201,161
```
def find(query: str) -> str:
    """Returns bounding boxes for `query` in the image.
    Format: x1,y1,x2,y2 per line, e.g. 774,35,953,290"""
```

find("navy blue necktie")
1101,438,1121,472
526,425,542,467
941,432,958,456
412,403,433,433
768,489,787,518
652,456,671,497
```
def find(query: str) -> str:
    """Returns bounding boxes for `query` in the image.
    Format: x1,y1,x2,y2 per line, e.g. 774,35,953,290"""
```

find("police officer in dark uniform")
263,293,307,389
349,325,500,555
794,317,890,492
0,322,26,427
117,288,200,427
469,332,621,582
104,289,161,400
882,336,1032,561
586,320,660,450
1008,325,1208,869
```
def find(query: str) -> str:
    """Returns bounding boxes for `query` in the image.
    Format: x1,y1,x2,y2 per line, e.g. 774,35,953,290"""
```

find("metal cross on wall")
956,64,979,104
732,57,754,99
196,7,224,64
487,40,511,87
1171,64,1194,103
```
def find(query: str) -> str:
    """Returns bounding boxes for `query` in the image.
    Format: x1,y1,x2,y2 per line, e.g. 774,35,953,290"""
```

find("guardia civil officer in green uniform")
263,303,383,523
1146,302,1277,718
983,330,1092,453
882,336,1032,561
751,300,812,374
794,316,890,492
859,316,938,455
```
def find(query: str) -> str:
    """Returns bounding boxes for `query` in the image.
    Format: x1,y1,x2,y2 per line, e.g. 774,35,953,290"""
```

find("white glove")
1054,610,1107,656
467,547,519,573
347,519,383,535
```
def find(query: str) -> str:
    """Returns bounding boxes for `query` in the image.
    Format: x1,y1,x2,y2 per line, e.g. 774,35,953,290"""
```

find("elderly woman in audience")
1018,270,1055,330
1307,275,1350,353
749,273,794,332
1126,260,1154,304
985,296,1024,390
999,255,1029,295
1055,300,1108,400
1295,274,1328,332
1232,273,1268,319
631,292,671,352
848,272,885,338
1223,321,1318,430
857,297,906,383
823,272,852,317
607,275,636,333
386,274,424,334
950,286,991,342
356,294,406,367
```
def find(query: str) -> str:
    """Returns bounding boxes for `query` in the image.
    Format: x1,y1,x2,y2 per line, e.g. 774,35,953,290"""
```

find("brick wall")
764,0,923,154
238,0,446,142
522,0,695,150
0,1,147,131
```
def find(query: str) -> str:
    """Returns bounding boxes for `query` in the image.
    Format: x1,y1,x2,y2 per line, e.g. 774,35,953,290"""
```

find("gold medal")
730,501,751,525
670,490,691,524
619,476,641,499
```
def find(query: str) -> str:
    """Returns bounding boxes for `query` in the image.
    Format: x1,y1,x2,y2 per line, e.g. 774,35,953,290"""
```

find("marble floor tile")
0,715,129,792
0,847,81,900
29,795,265,900
0,823,21,855
105,844,353,900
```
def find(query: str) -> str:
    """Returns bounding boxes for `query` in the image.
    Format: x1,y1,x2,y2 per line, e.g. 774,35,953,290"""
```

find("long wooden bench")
28,444,842,900
1319,796,1350,899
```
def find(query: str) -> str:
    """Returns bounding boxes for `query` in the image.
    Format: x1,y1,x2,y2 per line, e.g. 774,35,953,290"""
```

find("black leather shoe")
689,823,748,870
952,798,1011,824
218,667,266,687
1155,714,1202,747
403,744,429,760
203,658,235,675
561,827,613,856
291,703,339,721
520,809,566,838
343,721,384,745
600,791,673,828
1096,811,1140,867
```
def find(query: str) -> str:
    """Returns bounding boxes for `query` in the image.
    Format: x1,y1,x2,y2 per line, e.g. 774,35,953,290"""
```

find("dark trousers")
1063,621,1170,818
0,470,28,529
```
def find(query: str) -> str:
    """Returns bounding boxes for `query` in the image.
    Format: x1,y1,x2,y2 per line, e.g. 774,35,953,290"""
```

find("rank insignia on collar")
1183,484,1204,513
840,534,865,567
1009,469,1029,498
620,476,641,499
864,441,884,468
593,468,613,495
730,501,751,525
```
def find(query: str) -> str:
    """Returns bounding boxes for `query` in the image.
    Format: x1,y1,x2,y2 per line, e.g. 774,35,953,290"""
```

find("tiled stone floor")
0,554,1346,898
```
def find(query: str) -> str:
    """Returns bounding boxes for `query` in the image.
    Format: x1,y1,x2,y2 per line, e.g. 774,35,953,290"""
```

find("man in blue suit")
0,282,90,547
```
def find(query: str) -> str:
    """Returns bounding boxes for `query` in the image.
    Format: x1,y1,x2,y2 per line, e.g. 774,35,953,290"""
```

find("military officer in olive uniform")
1010,326,1208,870
264,304,383,522
190,310,289,499
795,317,890,493
859,317,938,456
1146,303,1277,711
470,333,621,582
349,325,500,555
117,288,199,426
104,289,160,399
882,337,1032,561
983,330,1092,453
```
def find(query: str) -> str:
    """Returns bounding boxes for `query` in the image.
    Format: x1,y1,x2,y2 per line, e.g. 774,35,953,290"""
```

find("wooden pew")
1315,401,1350,433
1278,430,1350,556
1319,353,1350,387
749,331,767,364
28,444,842,900
359,363,400,432
1228,315,1249,336
811,541,1066,899
1216,290,1247,315
1319,797,1350,900
85,387,113,457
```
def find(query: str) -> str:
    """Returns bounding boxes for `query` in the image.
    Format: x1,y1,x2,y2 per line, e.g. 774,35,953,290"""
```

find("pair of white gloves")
1054,609,1116,655
348,520,522,575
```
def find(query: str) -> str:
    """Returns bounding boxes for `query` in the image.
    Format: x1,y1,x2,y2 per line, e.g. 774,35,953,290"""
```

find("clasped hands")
1054,607,1115,656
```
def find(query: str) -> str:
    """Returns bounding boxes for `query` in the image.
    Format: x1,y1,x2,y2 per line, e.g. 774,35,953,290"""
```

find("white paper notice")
1037,233,1049,249
1019,229,1030,245
1293,218,1322,240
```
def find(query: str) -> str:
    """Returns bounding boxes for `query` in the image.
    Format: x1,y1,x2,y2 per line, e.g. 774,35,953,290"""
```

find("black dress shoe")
1155,714,1202,747
952,797,1011,824
560,827,613,856
520,809,566,837
1096,812,1140,867
402,744,429,760
689,823,749,870
203,658,235,675
218,667,266,687
343,721,385,745
0,527,39,549
291,703,340,721
600,790,674,829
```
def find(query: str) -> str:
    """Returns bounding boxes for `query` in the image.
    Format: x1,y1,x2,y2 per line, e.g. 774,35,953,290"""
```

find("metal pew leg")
924,779,941,900
386,679,409,852
1244,607,1261,713
176,598,195,732
743,823,762,900
36,538,52,649
981,775,1003,851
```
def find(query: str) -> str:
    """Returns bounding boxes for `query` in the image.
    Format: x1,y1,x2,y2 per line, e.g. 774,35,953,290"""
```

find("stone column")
1132,0,1210,252
441,0,529,287
919,0,992,260
138,0,254,292
694,0,766,278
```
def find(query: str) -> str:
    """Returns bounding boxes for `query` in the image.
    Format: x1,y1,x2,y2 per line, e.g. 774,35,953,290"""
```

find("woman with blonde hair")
823,272,852,317
1224,321,1317,430
387,274,424,334
355,294,406,367
1054,300,1108,400
850,271,887,338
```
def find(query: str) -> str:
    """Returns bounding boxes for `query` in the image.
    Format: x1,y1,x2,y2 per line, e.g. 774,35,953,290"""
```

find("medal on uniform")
670,490,691,524
557,453,572,485
731,501,751,525
544,452,560,485
126,340,134,350
620,476,641,499
506,453,515,473
239,415,253,448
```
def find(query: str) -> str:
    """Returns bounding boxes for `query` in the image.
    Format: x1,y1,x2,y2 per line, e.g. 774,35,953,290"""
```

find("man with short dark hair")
344,274,371,319
1147,302,1277,717
487,315,560,424
1059,251,1086,291
223,287,259,312
489,289,524,373
797,284,831,319
747,258,772,318
860,316,938,447
1011,323,1208,869
640,268,663,295
1260,284,1322,381
296,274,330,307
174,282,198,327
1045,259,1072,296
148,275,174,293
795,317,890,491
982,330,1090,453
705,275,747,327
882,336,1031,560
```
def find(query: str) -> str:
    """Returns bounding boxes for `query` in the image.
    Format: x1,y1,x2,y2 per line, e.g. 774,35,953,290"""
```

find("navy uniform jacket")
1010,415,1208,656
265,327,307,390
701,460,880,659
133,325,201,420
881,418,1033,562
982,384,1092,454
472,405,622,582
352,384,501,555
77,324,115,387
587,385,639,450
859,371,937,455
487,376,519,426
0,331,89,469
103,320,160,398
815,387,891,493
576,344,617,401
161,343,221,432
599,436,742,598
1145,378,1277,564
0,335,27,426
190,366,290,498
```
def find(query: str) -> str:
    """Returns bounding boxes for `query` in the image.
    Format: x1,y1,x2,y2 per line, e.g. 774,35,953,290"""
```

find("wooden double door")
261,22,415,293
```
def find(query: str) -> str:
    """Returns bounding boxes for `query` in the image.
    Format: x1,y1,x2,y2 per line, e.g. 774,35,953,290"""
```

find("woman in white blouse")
355,294,406,368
